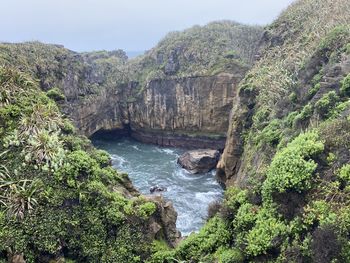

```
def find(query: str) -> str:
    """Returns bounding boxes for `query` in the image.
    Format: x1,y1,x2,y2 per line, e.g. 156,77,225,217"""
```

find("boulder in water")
177,149,220,174
150,185,167,193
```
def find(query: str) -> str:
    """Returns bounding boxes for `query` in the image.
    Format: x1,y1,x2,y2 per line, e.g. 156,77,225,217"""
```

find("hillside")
150,0,350,262
0,67,179,262
127,21,263,84
0,41,129,99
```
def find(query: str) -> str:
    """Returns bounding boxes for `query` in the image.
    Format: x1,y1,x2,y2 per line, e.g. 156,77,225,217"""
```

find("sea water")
92,137,223,235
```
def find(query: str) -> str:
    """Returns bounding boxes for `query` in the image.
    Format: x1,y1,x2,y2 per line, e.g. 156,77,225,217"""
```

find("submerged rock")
178,149,220,174
150,185,167,193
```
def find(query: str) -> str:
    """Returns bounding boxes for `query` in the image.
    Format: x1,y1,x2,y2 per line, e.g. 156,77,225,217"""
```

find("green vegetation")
46,87,65,101
0,67,158,262
127,21,263,87
0,42,128,102
262,131,324,200
153,0,350,262
0,0,350,262
341,73,350,96
314,91,340,118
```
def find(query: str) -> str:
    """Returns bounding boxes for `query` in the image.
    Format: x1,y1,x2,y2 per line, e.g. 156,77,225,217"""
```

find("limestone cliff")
0,21,262,149
128,70,247,148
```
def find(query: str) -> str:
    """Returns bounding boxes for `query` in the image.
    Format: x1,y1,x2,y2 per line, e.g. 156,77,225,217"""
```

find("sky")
0,0,295,53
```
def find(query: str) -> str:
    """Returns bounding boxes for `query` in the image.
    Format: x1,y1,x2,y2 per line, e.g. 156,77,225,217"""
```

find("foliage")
340,73,350,96
0,67,156,262
338,164,350,184
149,216,231,262
216,247,244,263
245,208,287,256
293,103,313,126
46,87,65,101
314,91,340,118
127,21,263,85
262,131,324,201
256,119,282,146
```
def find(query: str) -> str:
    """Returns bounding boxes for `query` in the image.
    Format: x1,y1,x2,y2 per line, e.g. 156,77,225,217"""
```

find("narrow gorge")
1,1,350,262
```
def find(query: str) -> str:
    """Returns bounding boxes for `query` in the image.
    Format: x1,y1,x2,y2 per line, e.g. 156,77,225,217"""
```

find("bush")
338,164,350,184
174,217,231,261
219,187,248,221
262,131,324,201
46,88,65,101
55,150,100,187
308,83,321,98
245,208,287,257
340,74,350,97
293,103,313,126
257,119,282,146
216,247,244,263
303,200,337,227
61,118,75,134
314,91,340,118
233,203,260,246
90,149,111,167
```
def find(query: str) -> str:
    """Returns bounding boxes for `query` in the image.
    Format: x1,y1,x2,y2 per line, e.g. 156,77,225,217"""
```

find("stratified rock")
178,149,220,174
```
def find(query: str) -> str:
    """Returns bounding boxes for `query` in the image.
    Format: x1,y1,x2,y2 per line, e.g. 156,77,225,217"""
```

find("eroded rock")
150,185,167,193
178,149,220,174
145,195,181,247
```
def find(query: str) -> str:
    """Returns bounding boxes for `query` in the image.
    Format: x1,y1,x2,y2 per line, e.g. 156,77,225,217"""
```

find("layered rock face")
128,71,247,148
0,21,262,149
65,70,247,149
62,87,126,137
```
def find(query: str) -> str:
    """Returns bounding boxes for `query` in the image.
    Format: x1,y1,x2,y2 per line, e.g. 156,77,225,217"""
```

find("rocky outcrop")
216,87,257,187
178,149,220,173
130,129,226,149
62,87,125,136
0,42,251,148
129,72,245,135
145,195,181,247
127,70,247,148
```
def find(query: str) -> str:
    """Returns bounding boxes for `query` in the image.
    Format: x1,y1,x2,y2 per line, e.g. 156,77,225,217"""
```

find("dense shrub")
340,73,350,97
245,208,287,256
0,67,156,262
46,87,65,101
256,119,282,146
293,103,313,126
314,91,340,118
262,131,324,201
216,247,244,263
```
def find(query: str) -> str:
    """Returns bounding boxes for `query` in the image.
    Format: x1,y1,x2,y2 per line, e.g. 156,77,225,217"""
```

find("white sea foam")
132,145,141,151
111,154,127,167
93,138,224,235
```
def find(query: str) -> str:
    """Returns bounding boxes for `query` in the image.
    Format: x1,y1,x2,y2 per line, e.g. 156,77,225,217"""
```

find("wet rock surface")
150,185,167,193
178,149,220,174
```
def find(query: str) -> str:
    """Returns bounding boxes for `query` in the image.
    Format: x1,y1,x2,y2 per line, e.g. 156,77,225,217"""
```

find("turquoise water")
92,137,223,235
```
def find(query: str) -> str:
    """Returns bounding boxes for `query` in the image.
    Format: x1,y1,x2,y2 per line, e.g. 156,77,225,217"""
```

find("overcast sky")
0,0,295,52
